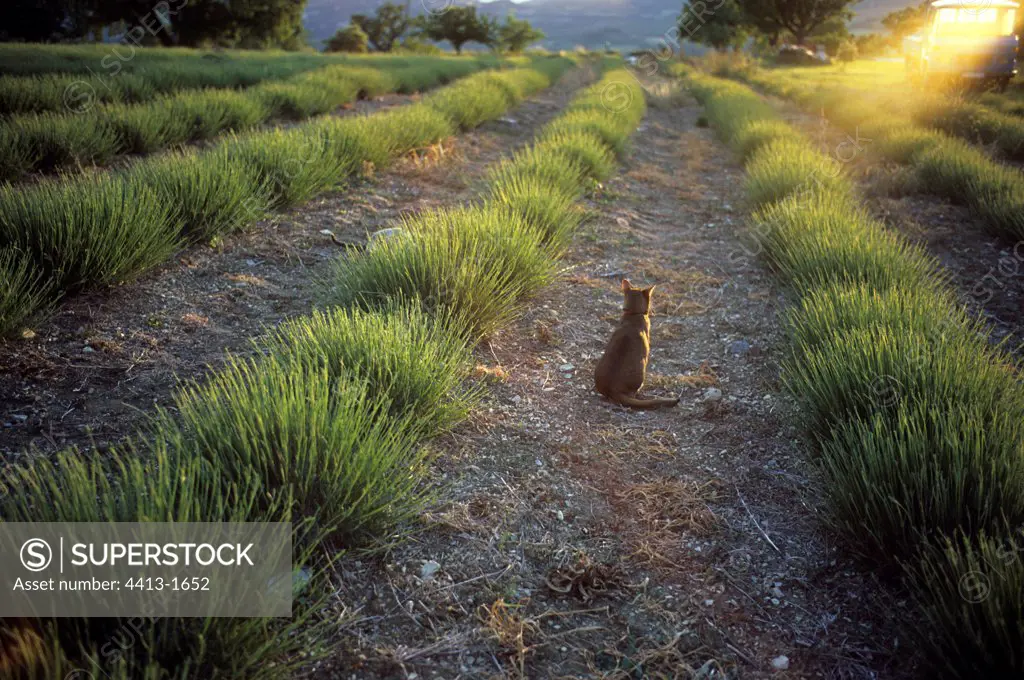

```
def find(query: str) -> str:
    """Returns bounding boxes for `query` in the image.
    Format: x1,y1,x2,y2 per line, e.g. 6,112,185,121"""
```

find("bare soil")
313,84,911,680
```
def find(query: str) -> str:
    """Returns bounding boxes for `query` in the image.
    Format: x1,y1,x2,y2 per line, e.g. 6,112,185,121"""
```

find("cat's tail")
611,393,680,410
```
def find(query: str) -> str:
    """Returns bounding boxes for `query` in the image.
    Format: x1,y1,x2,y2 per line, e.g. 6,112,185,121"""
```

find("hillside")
303,0,918,50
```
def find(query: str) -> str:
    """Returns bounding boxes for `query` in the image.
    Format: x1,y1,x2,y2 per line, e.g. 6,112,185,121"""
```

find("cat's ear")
644,285,656,297
621,278,632,292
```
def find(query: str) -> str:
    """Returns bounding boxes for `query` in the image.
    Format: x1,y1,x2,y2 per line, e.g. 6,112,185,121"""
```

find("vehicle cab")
905,0,1019,90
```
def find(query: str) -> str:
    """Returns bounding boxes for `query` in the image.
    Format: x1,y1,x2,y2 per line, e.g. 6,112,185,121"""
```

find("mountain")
304,0,919,51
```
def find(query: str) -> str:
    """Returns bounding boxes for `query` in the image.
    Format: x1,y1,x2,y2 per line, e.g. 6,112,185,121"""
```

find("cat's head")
621,279,655,315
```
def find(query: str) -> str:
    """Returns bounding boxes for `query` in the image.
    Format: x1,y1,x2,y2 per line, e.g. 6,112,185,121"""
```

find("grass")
0,55,506,182
321,205,561,339
0,47,502,114
486,173,583,251
908,531,1024,679
0,441,334,679
160,355,433,540
339,103,455,169
754,192,945,295
128,147,272,242
0,175,180,290
0,248,52,337
820,402,1024,561
0,56,644,679
262,304,479,432
681,66,1024,678
744,137,849,208
533,130,617,182
729,65,1024,244
0,57,568,341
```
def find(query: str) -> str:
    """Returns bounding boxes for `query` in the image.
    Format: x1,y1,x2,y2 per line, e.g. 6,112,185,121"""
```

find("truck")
904,0,1020,91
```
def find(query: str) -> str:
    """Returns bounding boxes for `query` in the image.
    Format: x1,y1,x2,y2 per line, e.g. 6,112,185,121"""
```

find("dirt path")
0,66,595,458
319,85,909,680
772,96,1024,356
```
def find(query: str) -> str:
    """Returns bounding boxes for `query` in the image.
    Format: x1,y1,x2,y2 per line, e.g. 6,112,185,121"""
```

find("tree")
679,0,749,50
496,14,544,54
808,14,850,55
738,0,856,47
0,0,308,47
881,1,930,40
351,2,410,52
325,22,368,52
0,0,90,41
416,6,495,54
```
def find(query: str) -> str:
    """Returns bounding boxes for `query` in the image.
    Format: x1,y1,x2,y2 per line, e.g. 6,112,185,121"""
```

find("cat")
594,279,680,410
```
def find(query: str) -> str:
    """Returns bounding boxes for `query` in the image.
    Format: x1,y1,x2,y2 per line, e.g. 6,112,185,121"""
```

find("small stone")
82,346,95,353
771,586,784,599
420,560,441,581
729,339,752,356
559,363,574,372
702,387,723,403
20,329,35,340
771,655,790,671
556,510,564,521
703,599,714,607
369,227,405,246
11,414,27,423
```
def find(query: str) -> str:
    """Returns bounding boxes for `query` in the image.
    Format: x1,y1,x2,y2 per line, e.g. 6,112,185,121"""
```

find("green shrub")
783,323,1022,434
0,122,38,182
486,173,582,252
533,130,617,181
488,147,588,199
541,109,633,156
916,140,1024,241
0,176,180,290
424,76,515,129
263,305,478,432
163,356,432,540
252,79,359,119
908,531,1024,679
168,88,270,140
754,193,944,295
15,111,119,172
350,104,455,168
744,137,849,207
102,99,193,154
0,444,333,679
820,402,1024,560
732,119,803,161
224,127,356,209
785,282,973,351
322,205,558,338
0,248,52,337
128,147,272,242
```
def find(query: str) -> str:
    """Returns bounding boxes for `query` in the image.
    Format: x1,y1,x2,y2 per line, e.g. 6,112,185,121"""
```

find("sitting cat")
594,279,680,409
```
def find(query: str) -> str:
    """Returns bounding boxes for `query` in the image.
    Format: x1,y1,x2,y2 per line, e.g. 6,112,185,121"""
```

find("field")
0,44,1022,679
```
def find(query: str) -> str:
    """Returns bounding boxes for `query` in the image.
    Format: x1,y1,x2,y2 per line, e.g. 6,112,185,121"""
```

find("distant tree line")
0,0,308,49
325,2,545,55
680,0,1023,61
